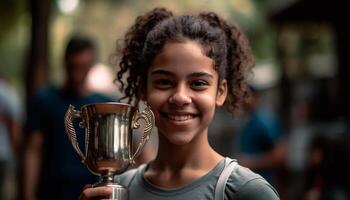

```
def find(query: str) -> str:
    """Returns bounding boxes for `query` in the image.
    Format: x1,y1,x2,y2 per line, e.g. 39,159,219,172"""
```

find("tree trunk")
25,0,51,102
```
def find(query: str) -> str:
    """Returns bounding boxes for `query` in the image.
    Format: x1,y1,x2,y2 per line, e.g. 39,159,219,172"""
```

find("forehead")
149,41,216,76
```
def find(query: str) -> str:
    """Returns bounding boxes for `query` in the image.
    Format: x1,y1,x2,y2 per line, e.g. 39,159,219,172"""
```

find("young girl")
80,7,279,200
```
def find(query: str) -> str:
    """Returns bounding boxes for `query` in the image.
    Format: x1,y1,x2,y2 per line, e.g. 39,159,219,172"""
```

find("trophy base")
95,183,128,200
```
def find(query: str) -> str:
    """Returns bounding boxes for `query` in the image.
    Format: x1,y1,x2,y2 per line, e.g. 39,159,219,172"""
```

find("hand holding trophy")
64,102,154,200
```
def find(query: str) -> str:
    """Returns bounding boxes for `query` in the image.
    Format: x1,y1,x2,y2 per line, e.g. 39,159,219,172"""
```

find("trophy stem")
100,173,115,184
97,185,128,200
95,175,128,200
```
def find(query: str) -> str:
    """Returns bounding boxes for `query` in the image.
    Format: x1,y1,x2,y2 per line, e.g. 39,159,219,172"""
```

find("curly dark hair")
115,7,254,113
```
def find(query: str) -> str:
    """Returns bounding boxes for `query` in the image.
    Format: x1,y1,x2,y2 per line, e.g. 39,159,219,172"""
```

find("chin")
161,131,194,146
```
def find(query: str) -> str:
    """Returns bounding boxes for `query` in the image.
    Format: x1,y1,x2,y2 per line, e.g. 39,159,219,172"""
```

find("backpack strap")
122,164,147,187
215,157,238,200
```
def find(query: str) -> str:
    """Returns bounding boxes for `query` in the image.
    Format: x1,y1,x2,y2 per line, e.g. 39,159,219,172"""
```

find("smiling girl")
80,7,279,200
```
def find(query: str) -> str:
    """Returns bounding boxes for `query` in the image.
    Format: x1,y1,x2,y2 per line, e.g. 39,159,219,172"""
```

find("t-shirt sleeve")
233,178,280,200
225,164,280,200
93,93,118,104
115,168,139,187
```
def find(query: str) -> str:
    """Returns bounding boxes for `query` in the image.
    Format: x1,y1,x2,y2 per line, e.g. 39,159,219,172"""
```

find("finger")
80,187,112,200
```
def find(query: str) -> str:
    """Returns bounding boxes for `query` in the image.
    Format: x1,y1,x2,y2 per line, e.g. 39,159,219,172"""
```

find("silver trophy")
64,102,154,200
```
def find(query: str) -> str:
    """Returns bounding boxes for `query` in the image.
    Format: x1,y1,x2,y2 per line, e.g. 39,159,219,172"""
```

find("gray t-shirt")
116,158,279,200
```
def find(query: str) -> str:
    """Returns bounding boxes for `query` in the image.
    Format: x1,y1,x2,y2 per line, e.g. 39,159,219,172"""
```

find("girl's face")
146,40,227,146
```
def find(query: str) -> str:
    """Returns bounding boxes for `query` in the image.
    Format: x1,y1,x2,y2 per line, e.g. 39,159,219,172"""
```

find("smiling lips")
161,112,199,122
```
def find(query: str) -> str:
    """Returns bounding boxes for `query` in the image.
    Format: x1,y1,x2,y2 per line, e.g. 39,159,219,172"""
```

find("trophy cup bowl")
64,102,154,200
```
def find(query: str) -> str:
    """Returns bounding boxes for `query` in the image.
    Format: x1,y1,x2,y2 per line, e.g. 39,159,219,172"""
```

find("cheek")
146,88,167,109
146,91,167,127
195,92,218,113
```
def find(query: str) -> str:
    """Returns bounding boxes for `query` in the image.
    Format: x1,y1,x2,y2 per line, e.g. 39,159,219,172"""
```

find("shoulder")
28,85,59,109
116,168,138,182
115,165,144,186
234,178,279,199
32,85,58,100
225,164,279,200
89,92,116,102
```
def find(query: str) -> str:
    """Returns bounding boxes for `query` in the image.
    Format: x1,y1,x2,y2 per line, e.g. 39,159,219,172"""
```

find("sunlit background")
1,0,282,89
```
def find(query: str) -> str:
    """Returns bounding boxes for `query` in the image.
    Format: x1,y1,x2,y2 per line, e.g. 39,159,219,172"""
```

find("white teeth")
167,114,194,121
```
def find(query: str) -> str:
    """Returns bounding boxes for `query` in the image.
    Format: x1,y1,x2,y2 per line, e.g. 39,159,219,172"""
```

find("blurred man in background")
237,86,286,185
22,36,114,200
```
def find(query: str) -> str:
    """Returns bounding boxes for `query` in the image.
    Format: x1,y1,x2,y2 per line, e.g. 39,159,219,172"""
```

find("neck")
62,82,89,97
144,129,223,188
151,130,222,171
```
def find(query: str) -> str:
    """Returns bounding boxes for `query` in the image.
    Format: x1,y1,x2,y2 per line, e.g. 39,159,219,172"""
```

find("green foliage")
1,0,279,88
0,1,29,86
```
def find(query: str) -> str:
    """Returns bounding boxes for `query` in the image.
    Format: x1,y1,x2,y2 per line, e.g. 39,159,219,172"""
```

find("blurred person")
22,36,115,200
303,135,327,200
237,86,286,185
0,78,22,200
303,135,350,200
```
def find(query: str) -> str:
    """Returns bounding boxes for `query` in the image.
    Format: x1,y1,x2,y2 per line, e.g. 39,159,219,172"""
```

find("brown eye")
154,79,174,89
190,80,209,90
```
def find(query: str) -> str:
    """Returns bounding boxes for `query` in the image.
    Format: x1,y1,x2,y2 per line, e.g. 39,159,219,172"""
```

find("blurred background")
0,0,348,199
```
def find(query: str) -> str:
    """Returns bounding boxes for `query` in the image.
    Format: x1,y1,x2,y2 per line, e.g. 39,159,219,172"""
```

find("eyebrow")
151,69,214,79
151,69,174,76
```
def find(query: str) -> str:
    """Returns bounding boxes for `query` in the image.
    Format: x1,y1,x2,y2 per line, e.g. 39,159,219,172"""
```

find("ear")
216,79,228,107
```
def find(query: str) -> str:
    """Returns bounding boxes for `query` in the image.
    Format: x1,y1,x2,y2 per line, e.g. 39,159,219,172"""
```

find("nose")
168,84,192,107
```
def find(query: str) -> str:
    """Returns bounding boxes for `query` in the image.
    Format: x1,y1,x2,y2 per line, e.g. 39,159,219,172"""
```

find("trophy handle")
64,104,86,162
130,104,155,164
